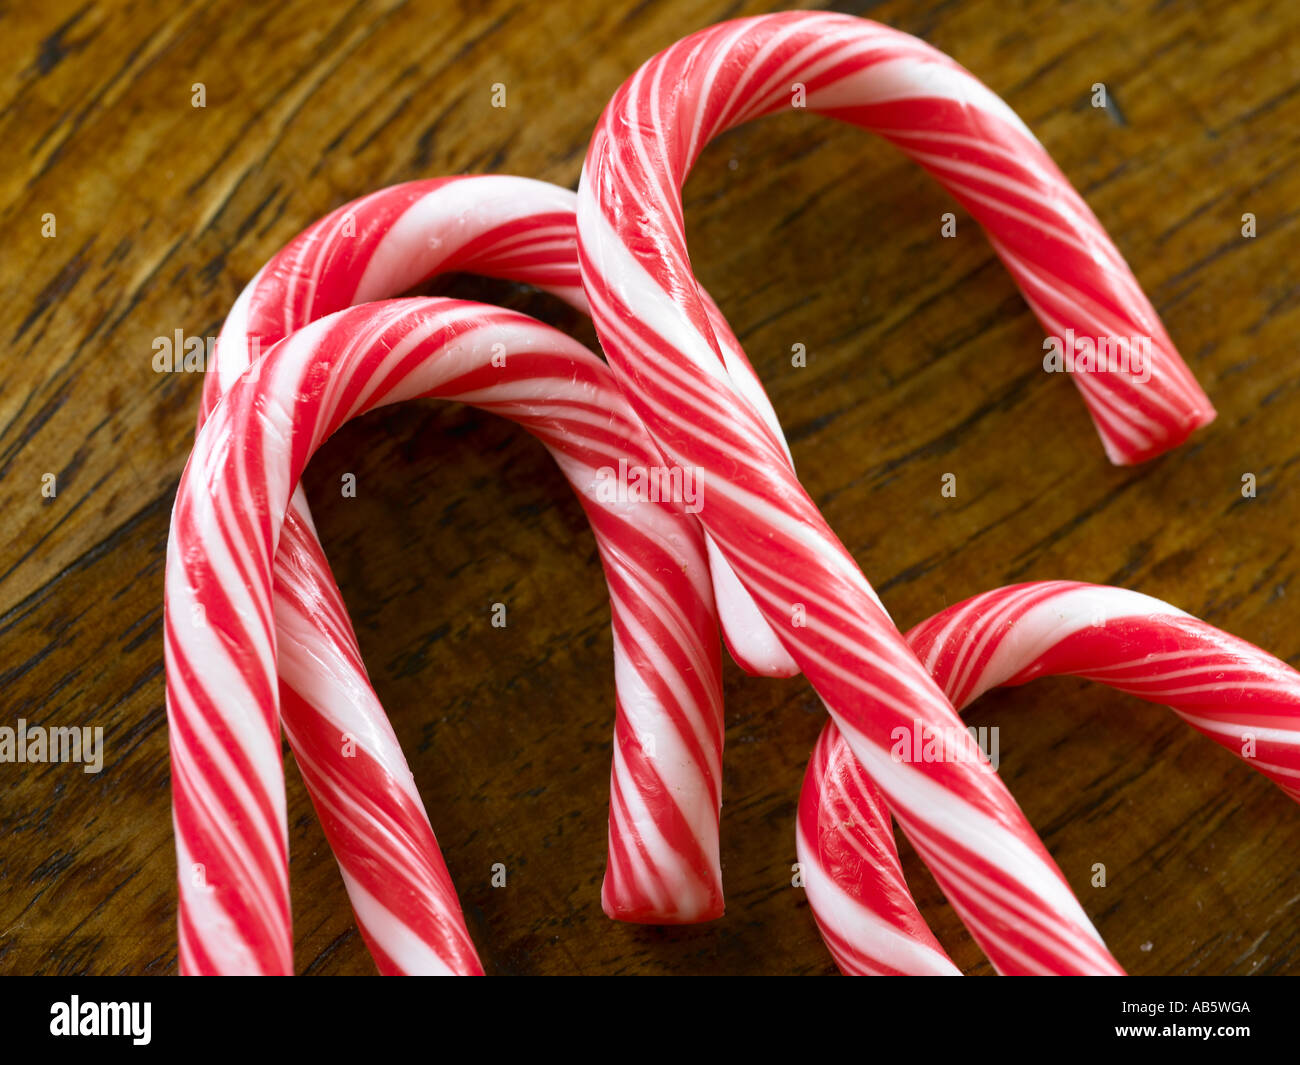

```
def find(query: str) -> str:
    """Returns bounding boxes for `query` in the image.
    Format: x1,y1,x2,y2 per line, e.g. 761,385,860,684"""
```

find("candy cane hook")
169,299,725,972
801,581,1300,974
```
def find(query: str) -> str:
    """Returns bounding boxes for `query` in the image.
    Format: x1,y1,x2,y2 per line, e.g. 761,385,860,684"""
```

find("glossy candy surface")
169,299,726,972
575,10,1215,973
802,581,1300,974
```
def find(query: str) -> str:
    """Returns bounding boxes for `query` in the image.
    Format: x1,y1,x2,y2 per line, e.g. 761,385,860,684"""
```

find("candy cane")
271,512,482,974
801,581,1300,974
581,11,1213,466
577,11,1146,974
206,177,788,951
212,176,795,676
800,727,961,975
168,298,726,973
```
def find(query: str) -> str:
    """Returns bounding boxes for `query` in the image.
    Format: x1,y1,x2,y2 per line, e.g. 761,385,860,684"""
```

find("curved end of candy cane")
705,536,801,677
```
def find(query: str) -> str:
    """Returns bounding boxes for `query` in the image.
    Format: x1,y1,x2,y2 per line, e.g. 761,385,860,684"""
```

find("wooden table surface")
3,0,1299,976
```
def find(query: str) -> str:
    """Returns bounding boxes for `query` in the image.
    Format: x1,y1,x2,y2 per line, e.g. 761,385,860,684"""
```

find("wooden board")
2,0,1298,975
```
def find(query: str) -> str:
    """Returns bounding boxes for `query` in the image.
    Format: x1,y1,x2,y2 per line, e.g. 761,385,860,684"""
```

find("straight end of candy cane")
600,830,725,924
1057,320,1217,466
602,711,726,925
706,535,801,677
1095,391,1217,467
601,887,725,925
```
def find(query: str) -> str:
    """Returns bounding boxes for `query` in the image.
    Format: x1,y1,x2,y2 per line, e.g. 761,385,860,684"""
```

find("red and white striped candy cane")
801,581,1300,974
205,176,776,954
581,11,1214,466
168,298,725,973
800,728,961,975
578,12,1146,974
271,514,482,975
213,175,795,676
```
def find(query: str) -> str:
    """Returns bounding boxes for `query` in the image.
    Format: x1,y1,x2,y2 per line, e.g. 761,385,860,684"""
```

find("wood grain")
2,0,1299,975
